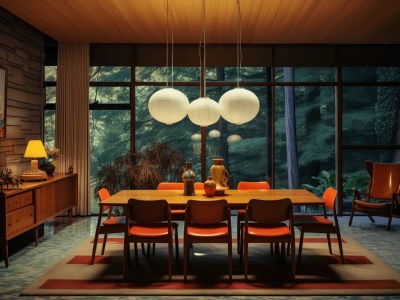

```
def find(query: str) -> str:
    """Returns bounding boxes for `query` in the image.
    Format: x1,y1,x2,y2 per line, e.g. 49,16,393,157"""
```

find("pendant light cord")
199,0,206,97
165,0,169,87
236,0,242,88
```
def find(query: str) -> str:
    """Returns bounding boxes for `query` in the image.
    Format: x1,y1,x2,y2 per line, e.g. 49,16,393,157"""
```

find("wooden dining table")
101,189,323,210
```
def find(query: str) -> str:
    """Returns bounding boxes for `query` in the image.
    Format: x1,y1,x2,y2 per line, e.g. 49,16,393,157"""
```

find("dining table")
101,189,324,210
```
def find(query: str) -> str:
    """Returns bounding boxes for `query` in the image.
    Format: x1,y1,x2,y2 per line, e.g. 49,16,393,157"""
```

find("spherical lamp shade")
219,88,260,125
191,133,202,141
148,88,189,125
208,129,221,138
188,97,220,127
227,134,242,143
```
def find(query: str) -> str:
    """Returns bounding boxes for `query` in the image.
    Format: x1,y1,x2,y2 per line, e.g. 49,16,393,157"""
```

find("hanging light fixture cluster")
148,0,189,125
148,0,259,127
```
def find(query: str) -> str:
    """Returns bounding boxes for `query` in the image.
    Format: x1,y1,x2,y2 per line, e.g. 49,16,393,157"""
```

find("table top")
102,189,323,209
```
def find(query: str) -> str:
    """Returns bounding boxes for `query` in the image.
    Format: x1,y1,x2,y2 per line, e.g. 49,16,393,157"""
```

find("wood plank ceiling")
1,0,400,44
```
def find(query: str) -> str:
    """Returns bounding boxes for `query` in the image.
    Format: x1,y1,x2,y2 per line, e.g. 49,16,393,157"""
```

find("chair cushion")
237,209,246,215
103,216,126,225
294,215,333,226
187,224,229,238
354,199,390,210
247,223,290,238
128,224,169,237
171,209,185,215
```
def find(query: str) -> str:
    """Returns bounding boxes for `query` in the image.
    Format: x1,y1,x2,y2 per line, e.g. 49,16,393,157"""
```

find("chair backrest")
237,181,271,190
127,199,170,224
247,198,292,224
98,188,111,201
157,182,184,190
186,199,230,224
194,182,204,190
367,161,400,200
322,187,337,212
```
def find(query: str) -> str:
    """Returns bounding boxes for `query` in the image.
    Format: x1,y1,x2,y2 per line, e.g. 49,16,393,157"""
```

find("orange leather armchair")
349,160,400,231
123,199,178,280
91,188,126,264
183,199,232,281
294,187,344,264
236,181,271,253
241,198,295,280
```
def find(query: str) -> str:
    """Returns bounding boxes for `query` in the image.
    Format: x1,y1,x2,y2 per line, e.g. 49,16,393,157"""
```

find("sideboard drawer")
6,191,33,213
6,205,35,235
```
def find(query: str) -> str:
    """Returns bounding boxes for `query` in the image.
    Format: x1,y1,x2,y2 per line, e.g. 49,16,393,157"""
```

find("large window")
44,45,400,215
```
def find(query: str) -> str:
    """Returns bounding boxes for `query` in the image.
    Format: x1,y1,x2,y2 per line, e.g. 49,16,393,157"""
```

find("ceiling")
1,0,400,44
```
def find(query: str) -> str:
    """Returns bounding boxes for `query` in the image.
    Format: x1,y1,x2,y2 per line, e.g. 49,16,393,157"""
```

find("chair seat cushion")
171,209,185,215
294,215,333,226
103,216,126,225
354,199,390,210
247,223,290,238
129,224,169,237
237,209,246,215
187,224,229,238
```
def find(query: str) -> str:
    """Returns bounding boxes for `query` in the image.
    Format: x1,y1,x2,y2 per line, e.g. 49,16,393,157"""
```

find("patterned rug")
21,236,400,296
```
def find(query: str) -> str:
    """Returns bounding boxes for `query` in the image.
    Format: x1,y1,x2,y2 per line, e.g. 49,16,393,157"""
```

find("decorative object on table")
0,166,20,190
19,140,48,181
210,158,229,195
66,165,73,175
203,176,216,197
182,162,195,196
39,145,61,175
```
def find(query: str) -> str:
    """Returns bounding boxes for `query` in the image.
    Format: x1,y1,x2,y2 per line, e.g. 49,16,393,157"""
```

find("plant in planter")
93,141,186,198
39,146,61,175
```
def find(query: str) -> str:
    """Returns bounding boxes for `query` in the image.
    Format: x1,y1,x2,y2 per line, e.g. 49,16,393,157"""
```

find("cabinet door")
35,184,56,223
55,176,77,212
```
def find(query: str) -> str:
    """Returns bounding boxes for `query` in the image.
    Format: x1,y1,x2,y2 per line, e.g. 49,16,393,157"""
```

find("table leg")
0,238,8,268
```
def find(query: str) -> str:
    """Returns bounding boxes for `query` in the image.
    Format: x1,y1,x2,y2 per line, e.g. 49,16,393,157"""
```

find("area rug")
21,236,400,296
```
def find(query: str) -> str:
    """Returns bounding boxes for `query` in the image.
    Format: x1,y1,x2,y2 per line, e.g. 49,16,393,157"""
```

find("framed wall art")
0,67,6,138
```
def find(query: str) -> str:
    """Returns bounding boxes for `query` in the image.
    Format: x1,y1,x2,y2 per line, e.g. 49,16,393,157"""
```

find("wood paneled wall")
0,8,45,175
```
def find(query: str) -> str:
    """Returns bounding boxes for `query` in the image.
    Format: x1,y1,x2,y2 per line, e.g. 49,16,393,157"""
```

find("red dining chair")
294,187,344,264
241,198,295,280
236,181,270,253
91,188,127,264
123,199,178,280
349,160,400,231
184,199,232,281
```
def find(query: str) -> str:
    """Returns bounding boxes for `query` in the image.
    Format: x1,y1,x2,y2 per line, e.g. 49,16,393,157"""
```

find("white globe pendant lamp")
219,88,259,125
219,0,259,125
188,96,220,127
148,88,189,125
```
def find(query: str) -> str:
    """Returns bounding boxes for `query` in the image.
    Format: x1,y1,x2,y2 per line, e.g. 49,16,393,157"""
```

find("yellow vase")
210,158,229,195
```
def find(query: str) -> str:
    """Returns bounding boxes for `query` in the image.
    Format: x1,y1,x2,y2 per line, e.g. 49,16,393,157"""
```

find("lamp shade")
187,97,220,127
24,140,47,158
148,88,189,125
219,88,260,125
208,129,221,138
227,134,242,143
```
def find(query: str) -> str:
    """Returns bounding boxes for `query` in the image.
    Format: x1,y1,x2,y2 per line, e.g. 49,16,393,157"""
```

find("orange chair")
294,187,344,264
236,181,270,253
184,199,232,281
241,198,295,280
91,188,126,264
123,199,178,280
349,160,400,231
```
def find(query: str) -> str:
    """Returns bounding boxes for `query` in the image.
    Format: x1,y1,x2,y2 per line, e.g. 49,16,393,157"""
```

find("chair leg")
236,212,243,254
134,242,139,264
244,238,249,280
152,243,156,255
168,238,173,280
184,240,189,281
387,215,393,231
174,226,179,264
368,215,375,223
348,205,355,226
101,233,108,255
326,233,332,254
228,239,232,281
336,231,345,264
91,234,99,265
297,229,304,265
291,238,296,280
280,242,286,264
123,238,130,279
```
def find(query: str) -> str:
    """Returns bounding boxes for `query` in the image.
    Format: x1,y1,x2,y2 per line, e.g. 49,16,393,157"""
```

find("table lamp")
19,140,48,181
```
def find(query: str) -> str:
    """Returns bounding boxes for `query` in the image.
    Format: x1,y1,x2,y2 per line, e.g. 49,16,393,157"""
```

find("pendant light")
219,0,259,125
148,0,189,125
187,0,220,127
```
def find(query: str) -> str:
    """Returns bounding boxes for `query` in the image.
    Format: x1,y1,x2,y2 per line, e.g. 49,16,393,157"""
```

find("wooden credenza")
0,173,78,267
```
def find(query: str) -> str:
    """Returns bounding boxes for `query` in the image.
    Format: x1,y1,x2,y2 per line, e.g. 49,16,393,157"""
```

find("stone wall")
0,8,45,176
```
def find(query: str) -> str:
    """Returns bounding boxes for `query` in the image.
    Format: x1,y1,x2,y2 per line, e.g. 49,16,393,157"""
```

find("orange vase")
203,176,217,197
